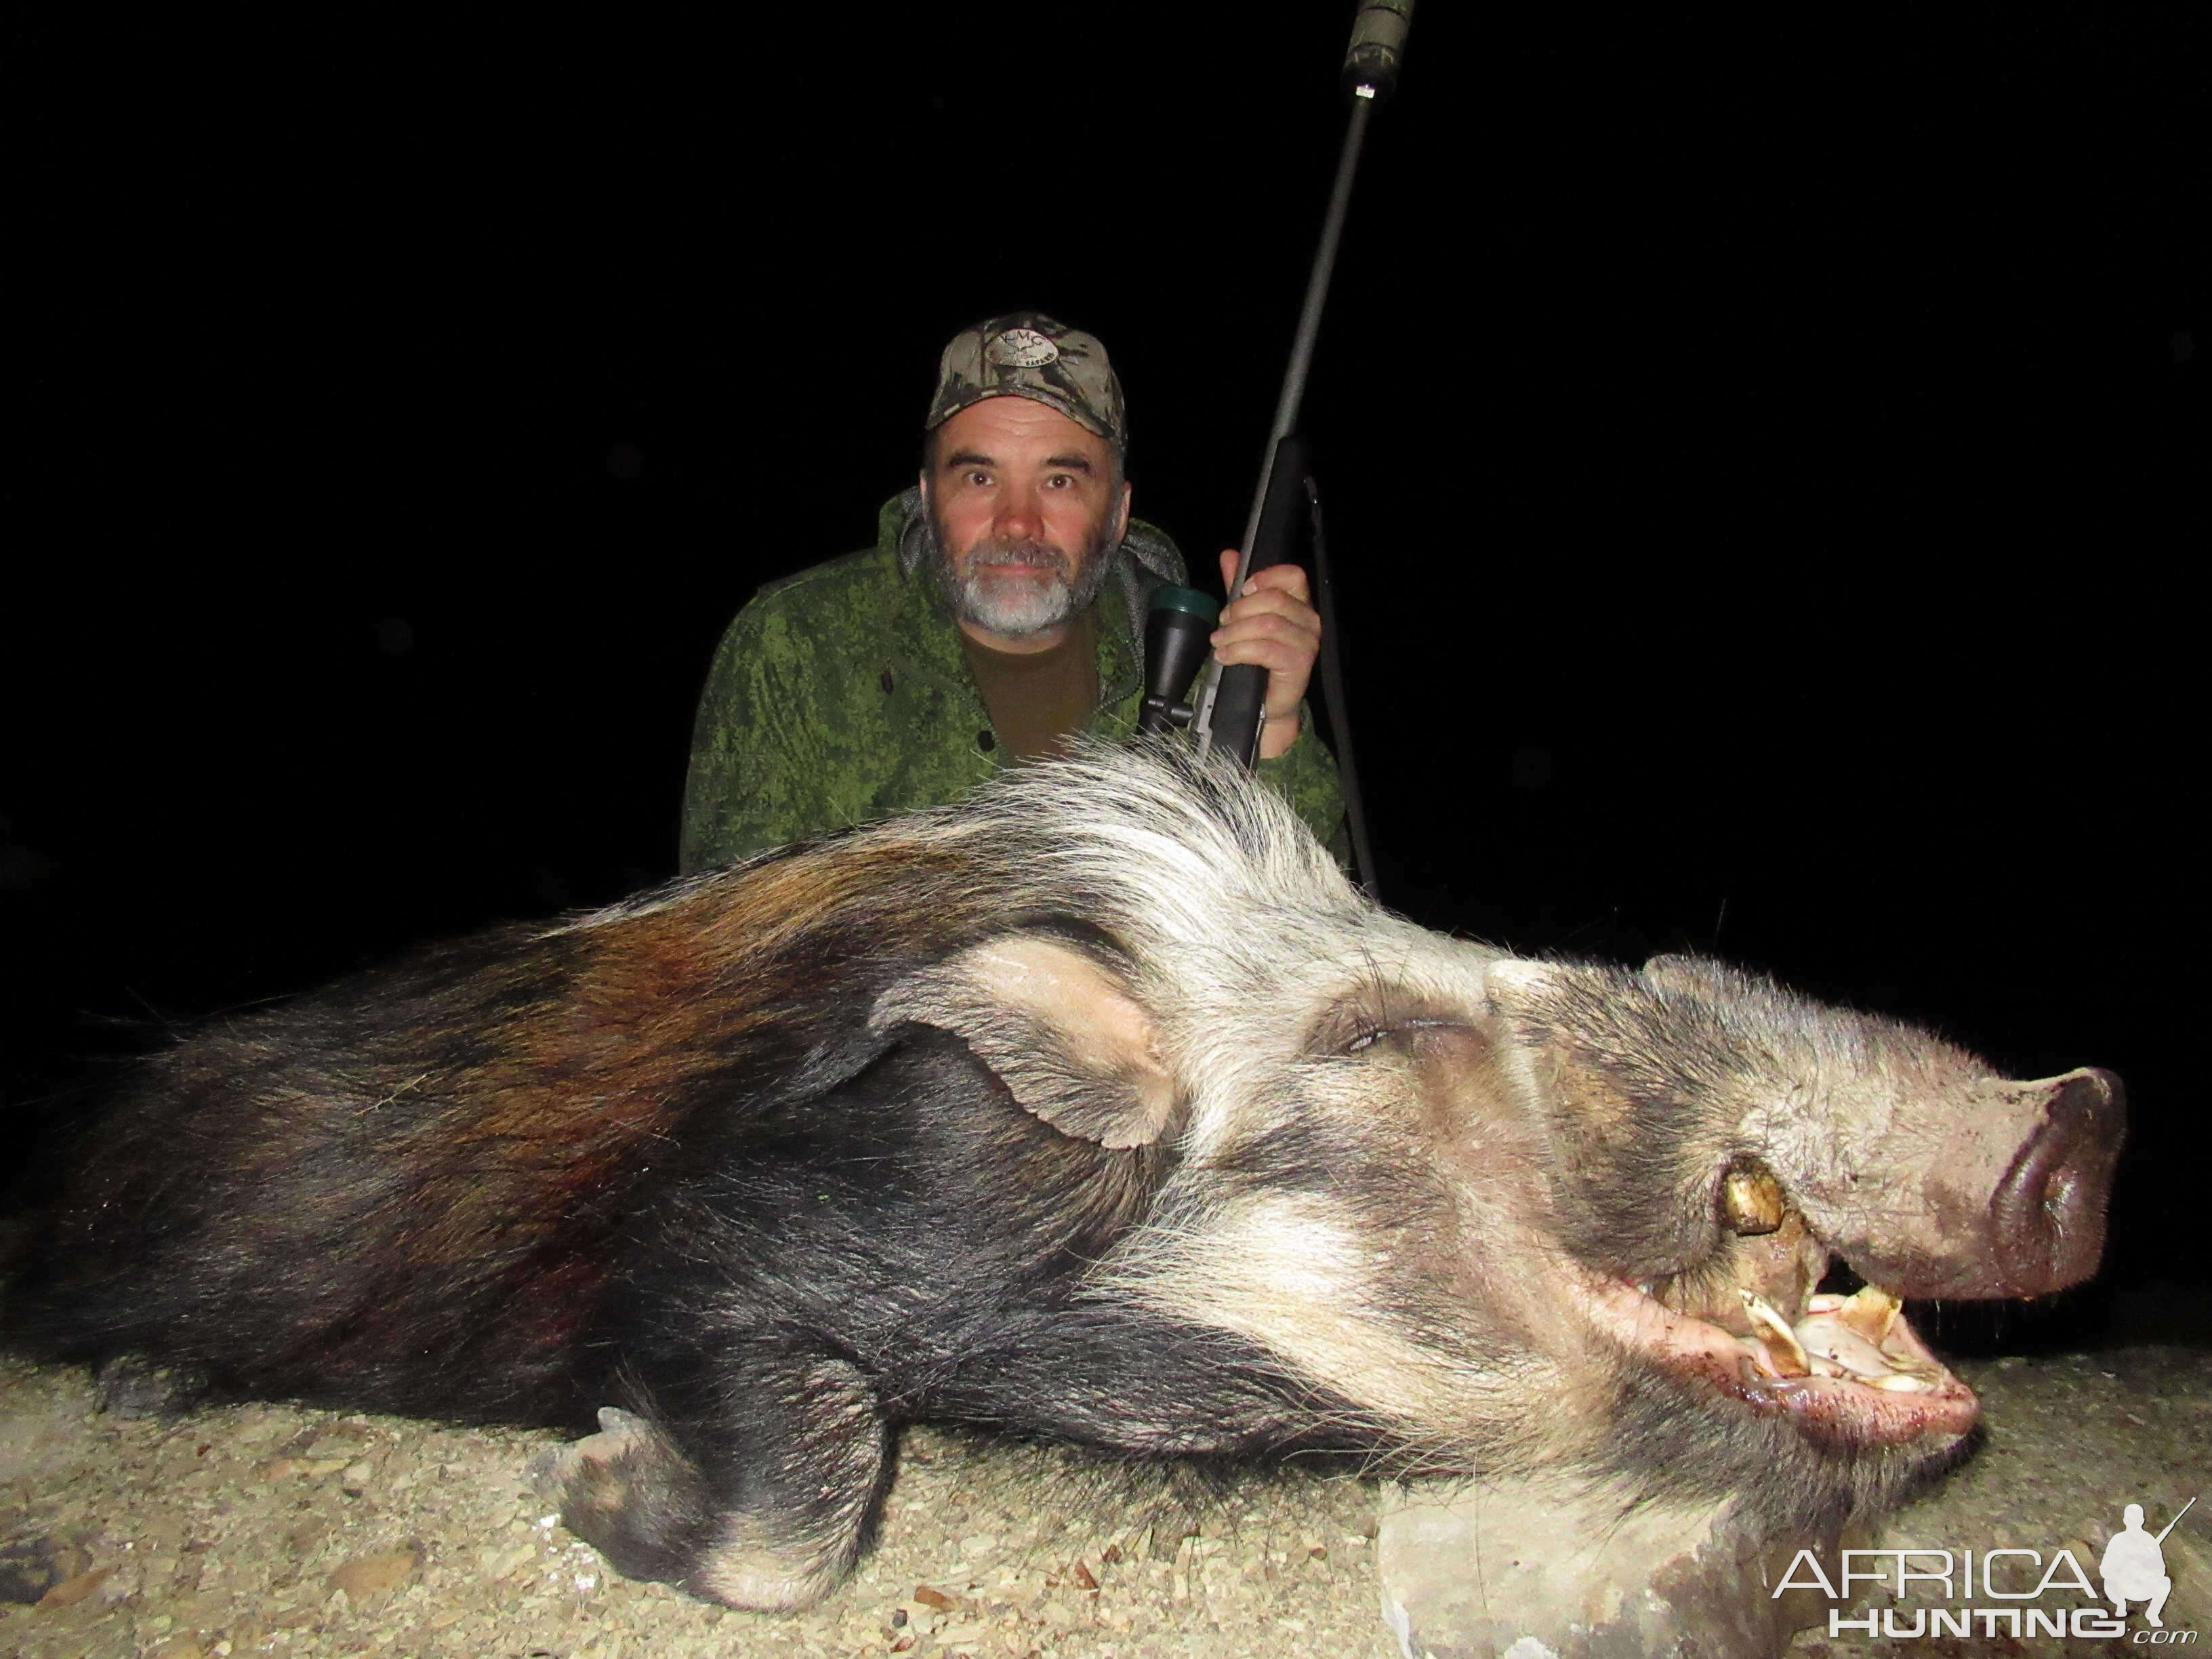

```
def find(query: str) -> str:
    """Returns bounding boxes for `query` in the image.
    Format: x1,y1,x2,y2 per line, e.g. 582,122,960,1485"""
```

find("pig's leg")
535,1345,892,1612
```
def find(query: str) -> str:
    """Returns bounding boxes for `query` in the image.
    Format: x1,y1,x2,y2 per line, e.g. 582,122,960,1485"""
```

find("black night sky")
8,10,2205,1319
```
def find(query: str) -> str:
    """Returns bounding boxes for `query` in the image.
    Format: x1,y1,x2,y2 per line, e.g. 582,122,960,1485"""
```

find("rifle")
1142,1,1412,899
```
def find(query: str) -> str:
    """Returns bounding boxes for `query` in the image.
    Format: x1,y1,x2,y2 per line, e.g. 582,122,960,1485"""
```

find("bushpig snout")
1988,1067,2125,1295
1825,1065,2126,1300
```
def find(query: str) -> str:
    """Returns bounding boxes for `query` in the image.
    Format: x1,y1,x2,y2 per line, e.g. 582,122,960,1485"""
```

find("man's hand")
1212,549,1322,760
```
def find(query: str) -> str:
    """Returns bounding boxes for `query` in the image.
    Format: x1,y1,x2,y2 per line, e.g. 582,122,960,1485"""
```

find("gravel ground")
3,1343,2205,1659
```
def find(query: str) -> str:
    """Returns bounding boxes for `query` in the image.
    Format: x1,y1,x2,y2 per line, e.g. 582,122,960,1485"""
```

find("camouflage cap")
925,312,1127,451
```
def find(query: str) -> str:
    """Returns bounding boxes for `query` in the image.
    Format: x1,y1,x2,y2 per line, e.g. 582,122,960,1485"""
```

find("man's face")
922,396,1131,649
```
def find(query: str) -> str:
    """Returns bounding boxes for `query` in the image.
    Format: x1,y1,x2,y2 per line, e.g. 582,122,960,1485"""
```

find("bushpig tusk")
1739,1290,1810,1376
1835,1284,1902,1345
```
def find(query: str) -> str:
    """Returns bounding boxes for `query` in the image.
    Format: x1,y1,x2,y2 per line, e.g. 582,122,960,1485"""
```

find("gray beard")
925,513,1118,640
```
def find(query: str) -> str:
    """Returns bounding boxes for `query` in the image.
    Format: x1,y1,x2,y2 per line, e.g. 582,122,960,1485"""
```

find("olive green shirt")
679,494,1350,872
960,610,1099,764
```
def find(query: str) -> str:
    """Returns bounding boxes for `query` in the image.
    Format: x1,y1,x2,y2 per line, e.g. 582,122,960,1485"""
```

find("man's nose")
993,482,1042,541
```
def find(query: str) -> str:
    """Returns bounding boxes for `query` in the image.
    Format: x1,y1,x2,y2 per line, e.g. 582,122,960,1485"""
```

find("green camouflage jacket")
679,491,1349,872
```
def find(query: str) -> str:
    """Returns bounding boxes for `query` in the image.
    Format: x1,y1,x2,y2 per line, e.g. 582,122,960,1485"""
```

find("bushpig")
5,744,2123,1613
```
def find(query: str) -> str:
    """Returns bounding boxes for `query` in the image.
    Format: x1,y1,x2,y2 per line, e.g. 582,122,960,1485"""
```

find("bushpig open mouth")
1572,1175,1979,1450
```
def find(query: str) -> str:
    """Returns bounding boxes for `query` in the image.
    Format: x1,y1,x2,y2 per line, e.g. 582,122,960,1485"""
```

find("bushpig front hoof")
530,1408,712,1592
529,1404,872,1612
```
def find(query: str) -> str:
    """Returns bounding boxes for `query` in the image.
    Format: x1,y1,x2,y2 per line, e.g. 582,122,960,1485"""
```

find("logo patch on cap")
985,327,1060,368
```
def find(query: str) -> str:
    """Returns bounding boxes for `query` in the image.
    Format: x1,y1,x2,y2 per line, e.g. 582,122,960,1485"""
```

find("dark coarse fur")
9,840,1350,1427
4,754,1379,1607
13,921,635,1424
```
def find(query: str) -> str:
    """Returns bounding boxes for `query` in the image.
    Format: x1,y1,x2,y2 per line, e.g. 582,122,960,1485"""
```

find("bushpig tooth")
1835,1284,1902,1345
1793,1314,1898,1380
1738,1291,1809,1376
1738,1335,1803,1380
1805,1293,1845,1314
1872,1372,1936,1393
1721,1166,1787,1236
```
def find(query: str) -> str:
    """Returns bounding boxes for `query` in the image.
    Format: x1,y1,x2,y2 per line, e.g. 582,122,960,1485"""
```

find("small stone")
327,1547,419,1598
898,1600,943,1633
912,1583,956,1610
38,1563,114,1606
478,1541,537,1580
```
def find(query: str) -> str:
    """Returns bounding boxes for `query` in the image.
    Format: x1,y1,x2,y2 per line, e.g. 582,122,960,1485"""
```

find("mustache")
965,538,1069,573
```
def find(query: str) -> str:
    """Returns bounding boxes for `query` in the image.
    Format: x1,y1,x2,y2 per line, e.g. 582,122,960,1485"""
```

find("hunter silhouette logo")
2104,1496,2194,1630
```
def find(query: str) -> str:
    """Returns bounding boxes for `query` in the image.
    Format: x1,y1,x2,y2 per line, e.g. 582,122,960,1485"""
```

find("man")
679,311,1347,873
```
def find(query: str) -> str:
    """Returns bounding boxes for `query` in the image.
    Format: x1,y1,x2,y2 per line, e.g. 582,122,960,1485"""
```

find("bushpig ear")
869,935,1177,1149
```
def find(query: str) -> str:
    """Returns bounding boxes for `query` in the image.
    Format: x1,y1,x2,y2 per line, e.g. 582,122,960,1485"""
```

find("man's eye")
965,470,990,487
1046,474,1076,489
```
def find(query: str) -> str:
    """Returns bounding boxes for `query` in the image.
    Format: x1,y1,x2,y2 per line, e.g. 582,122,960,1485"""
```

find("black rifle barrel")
1191,0,1413,768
